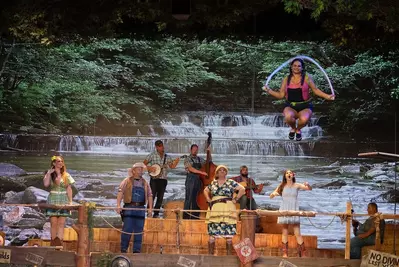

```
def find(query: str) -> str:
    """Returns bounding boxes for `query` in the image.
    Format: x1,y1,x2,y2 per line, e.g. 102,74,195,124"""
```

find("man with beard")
144,140,180,218
230,165,264,211
183,144,210,219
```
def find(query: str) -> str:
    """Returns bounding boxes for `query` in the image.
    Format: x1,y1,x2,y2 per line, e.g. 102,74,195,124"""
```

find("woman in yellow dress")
204,165,245,255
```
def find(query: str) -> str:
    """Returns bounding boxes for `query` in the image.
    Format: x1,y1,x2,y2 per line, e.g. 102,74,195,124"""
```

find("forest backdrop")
0,0,398,140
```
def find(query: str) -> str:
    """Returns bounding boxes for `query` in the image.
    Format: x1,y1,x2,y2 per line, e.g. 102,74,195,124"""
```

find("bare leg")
282,224,289,244
293,224,303,244
296,109,312,132
283,107,299,131
294,224,307,257
57,217,66,240
50,217,58,240
281,224,289,257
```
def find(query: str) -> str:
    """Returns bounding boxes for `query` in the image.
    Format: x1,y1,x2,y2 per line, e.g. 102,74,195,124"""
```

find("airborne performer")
262,57,335,141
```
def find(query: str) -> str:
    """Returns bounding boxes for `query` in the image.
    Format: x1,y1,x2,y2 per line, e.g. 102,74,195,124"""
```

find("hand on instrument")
328,94,335,100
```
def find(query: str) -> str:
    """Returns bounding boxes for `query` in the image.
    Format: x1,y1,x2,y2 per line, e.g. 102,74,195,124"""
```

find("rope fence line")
0,202,390,218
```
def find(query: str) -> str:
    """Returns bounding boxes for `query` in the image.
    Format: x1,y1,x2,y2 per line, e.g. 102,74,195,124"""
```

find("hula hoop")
263,55,335,96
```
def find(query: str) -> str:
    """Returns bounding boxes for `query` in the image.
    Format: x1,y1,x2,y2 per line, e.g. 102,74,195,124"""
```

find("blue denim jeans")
120,215,145,253
350,235,375,259
183,173,202,219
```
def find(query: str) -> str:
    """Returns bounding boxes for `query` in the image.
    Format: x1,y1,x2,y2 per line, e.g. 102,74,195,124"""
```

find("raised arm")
296,182,312,191
263,78,287,100
308,75,335,100
269,186,280,199
43,169,54,188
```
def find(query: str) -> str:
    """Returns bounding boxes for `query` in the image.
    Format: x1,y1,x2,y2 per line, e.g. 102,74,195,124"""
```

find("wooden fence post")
345,201,352,260
240,211,257,267
72,203,90,267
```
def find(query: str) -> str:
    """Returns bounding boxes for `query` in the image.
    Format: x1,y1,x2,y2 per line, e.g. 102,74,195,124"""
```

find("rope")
98,215,164,236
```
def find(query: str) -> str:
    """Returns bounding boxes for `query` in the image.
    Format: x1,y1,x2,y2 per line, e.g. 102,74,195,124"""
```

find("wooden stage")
0,246,362,267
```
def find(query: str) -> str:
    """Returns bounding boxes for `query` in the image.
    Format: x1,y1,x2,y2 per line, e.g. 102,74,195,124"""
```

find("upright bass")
197,132,217,212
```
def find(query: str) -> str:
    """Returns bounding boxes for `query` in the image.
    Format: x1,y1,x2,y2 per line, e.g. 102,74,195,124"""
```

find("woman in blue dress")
270,170,312,257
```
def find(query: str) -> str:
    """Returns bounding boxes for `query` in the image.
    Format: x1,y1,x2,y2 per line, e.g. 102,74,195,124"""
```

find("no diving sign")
362,250,399,267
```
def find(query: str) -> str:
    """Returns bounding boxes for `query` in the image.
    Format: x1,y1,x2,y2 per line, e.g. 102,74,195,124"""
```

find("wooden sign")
234,238,259,264
25,252,44,266
362,250,399,267
177,256,196,267
0,249,11,263
279,260,298,267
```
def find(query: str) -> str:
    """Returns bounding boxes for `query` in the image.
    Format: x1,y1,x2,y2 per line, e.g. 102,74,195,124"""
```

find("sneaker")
296,132,302,141
288,131,295,140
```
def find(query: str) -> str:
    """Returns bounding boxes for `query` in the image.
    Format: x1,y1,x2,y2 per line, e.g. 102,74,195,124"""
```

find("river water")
0,113,397,249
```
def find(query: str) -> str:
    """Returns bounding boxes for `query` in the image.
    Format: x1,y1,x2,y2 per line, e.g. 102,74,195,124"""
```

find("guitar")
149,155,187,178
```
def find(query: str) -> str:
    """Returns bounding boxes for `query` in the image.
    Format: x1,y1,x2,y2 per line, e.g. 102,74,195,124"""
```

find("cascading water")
0,113,324,156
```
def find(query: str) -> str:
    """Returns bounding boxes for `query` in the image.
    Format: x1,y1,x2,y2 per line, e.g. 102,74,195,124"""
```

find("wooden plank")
89,253,361,267
358,151,399,161
3,247,75,266
345,201,352,259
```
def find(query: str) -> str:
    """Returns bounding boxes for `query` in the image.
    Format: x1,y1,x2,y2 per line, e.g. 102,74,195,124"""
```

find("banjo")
149,155,187,178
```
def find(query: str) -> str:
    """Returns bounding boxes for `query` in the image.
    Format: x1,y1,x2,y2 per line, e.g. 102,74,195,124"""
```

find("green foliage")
96,252,113,267
0,38,398,137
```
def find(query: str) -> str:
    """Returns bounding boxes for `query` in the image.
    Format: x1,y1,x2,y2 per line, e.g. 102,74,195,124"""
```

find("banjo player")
144,140,180,218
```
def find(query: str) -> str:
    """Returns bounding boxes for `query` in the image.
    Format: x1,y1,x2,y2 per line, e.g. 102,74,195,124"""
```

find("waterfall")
0,113,325,156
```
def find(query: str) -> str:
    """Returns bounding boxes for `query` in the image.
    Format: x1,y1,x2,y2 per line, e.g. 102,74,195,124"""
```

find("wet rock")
329,161,340,167
4,191,24,204
340,165,361,175
372,175,391,183
17,174,46,190
92,215,122,228
364,168,386,179
3,206,25,224
4,206,46,230
371,189,399,203
312,179,347,189
75,179,103,191
0,163,27,177
22,186,49,204
314,168,341,175
17,228,41,241
0,176,26,194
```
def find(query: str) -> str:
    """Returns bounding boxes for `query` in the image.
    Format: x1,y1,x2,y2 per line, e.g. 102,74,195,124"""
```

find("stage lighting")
111,255,131,267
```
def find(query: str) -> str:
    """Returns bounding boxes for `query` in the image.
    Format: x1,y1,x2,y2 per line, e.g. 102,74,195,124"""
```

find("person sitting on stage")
43,155,75,247
262,58,334,141
117,162,153,253
350,203,379,259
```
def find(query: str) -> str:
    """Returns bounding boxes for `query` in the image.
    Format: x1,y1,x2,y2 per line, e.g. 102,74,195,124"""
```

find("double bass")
196,132,217,212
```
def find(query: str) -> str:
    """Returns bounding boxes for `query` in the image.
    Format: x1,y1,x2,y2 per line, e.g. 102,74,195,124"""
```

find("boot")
297,242,306,257
226,241,233,255
282,242,288,258
208,240,215,255
51,237,62,247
